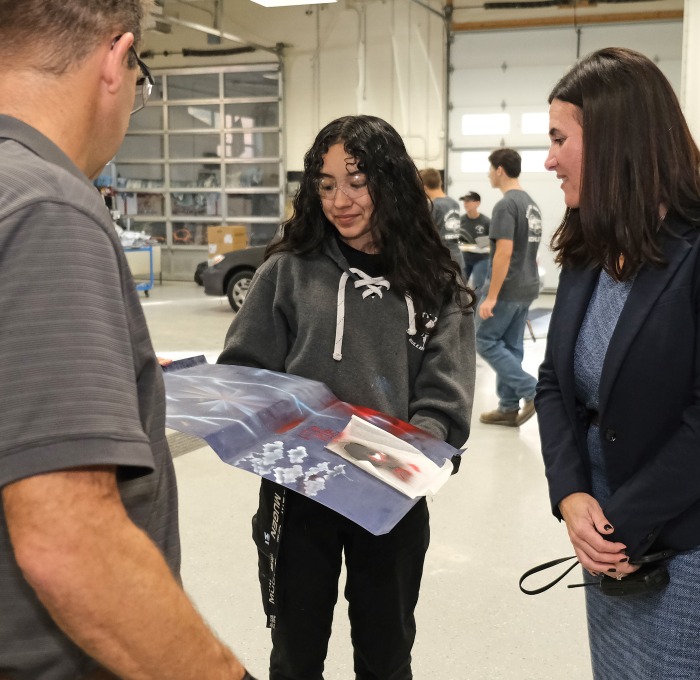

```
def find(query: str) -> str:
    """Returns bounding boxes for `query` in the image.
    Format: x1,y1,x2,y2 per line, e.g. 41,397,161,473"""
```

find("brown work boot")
479,408,518,426
516,399,536,426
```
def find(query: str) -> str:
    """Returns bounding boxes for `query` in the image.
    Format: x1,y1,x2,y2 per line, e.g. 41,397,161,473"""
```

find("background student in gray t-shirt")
420,167,465,276
476,148,542,428
459,191,491,294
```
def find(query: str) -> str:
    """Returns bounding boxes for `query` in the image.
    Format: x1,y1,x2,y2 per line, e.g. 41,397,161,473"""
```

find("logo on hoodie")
408,312,437,352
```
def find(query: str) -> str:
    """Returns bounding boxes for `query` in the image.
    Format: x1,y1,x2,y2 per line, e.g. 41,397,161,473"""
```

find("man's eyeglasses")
316,175,369,201
112,35,154,115
130,47,154,115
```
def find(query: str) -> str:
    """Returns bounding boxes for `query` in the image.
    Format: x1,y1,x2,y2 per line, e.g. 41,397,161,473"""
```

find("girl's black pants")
253,479,430,680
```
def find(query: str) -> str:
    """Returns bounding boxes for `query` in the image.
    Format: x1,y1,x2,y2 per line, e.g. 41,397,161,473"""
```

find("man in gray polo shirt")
0,2,255,678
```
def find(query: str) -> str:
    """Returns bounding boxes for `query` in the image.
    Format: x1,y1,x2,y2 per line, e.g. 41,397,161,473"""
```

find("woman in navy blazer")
537,48,700,678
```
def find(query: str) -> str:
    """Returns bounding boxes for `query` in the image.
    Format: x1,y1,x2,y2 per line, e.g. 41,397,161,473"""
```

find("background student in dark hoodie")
218,115,475,680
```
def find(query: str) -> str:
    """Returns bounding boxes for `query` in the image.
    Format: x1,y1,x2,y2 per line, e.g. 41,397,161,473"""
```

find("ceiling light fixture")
250,0,336,7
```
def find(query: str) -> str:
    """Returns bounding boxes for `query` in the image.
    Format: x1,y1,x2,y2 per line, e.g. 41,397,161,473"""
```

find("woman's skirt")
586,425,700,679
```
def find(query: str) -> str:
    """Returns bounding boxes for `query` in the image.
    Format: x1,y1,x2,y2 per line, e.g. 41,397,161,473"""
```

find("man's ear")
103,32,134,94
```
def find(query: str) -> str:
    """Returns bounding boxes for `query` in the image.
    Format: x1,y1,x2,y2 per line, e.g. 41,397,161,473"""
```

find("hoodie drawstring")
333,268,416,361
405,295,417,336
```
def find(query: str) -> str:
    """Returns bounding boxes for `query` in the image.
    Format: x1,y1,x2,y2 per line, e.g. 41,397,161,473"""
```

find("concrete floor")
142,281,592,680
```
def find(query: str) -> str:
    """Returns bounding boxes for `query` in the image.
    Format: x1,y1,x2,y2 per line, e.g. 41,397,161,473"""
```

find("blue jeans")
465,257,488,296
476,299,537,412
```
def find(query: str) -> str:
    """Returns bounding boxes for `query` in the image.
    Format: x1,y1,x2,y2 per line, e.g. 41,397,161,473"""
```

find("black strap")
519,555,580,595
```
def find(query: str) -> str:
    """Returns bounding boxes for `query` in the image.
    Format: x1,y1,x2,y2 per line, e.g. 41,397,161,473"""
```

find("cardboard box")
207,225,248,265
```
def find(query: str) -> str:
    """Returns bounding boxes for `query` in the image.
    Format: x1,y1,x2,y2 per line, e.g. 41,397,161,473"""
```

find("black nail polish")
603,524,613,531
619,557,629,563
607,568,616,573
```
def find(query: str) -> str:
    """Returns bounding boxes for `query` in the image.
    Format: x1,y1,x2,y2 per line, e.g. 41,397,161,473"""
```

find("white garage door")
448,21,682,291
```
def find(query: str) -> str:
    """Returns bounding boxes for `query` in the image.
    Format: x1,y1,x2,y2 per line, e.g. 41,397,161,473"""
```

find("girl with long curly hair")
219,115,475,679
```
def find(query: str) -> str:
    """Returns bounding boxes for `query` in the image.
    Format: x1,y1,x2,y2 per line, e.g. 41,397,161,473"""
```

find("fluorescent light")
521,112,549,135
250,0,336,6
461,113,510,136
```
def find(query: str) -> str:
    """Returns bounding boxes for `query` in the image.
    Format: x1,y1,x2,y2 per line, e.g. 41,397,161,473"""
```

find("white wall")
448,21,683,291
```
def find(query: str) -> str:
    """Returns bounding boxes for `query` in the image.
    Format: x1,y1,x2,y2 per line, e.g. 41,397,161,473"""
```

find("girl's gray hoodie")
219,235,475,449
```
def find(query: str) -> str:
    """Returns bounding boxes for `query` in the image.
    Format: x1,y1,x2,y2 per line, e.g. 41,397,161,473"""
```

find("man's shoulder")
0,140,99,214
434,195,459,211
492,193,514,215
0,139,54,191
446,195,460,209
496,189,539,214
0,140,111,245
507,188,538,206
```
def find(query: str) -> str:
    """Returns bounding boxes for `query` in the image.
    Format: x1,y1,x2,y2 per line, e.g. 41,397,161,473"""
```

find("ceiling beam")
163,15,279,55
451,9,683,32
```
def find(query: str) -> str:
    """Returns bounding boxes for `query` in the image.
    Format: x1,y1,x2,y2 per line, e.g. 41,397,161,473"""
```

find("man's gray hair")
0,0,153,74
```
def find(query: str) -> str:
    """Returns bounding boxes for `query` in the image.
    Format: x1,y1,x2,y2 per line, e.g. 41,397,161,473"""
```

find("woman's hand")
559,492,639,578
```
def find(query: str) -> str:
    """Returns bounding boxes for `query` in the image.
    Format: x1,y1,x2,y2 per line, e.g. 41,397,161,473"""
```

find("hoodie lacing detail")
333,268,417,361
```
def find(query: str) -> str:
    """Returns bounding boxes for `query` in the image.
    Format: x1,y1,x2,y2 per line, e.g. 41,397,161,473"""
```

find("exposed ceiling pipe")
140,46,257,58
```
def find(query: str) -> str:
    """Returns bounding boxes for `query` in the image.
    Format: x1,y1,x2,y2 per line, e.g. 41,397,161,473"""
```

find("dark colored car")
199,245,266,312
